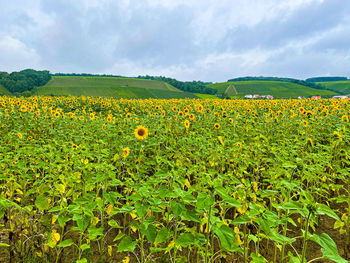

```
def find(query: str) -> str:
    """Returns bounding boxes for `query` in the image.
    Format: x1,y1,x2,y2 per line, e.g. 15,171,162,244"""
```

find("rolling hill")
0,84,11,96
208,80,339,98
316,81,350,95
32,76,199,99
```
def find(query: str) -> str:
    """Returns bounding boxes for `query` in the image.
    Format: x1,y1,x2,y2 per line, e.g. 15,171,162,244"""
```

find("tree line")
0,69,51,94
54,73,125,78
305,77,348,82
137,75,216,94
227,76,335,91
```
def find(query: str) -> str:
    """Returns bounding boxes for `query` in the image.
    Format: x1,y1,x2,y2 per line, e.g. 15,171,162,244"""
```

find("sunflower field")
0,96,349,263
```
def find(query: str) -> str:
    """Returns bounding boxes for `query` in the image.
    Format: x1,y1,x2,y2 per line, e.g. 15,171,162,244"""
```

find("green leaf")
317,204,340,221
57,215,71,228
113,232,125,242
80,243,90,251
88,226,104,240
175,233,196,247
76,258,87,263
170,201,185,218
233,215,251,224
250,253,268,263
215,187,241,207
213,225,241,252
270,233,295,244
0,242,10,247
155,227,170,244
76,217,89,233
256,217,271,234
140,223,157,243
58,239,73,248
35,194,49,211
108,219,123,229
312,233,347,263
48,206,61,212
197,192,215,210
282,201,303,211
117,236,137,252
287,251,300,263
135,201,149,218
181,209,201,223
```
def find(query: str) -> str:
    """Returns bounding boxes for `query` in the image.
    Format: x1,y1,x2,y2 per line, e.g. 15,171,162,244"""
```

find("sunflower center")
138,129,145,136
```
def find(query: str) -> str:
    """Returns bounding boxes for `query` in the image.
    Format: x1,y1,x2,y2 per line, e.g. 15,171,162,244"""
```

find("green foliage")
0,69,51,93
306,76,348,82
0,96,348,263
317,81,350,95
0,83,11,95
208,80,338,98
137,75,216,94
227,76,333,91
33,76,198,99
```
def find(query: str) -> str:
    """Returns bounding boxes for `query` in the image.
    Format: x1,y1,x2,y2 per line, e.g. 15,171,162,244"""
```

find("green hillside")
194,93,219,99
208,81,338,98
316,81,350,95
33,76,198,99
0,84,11,95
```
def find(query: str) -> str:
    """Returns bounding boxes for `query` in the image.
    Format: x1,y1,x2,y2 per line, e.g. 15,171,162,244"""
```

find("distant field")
0,84,11,95
33,76,198,99
208,80,338,98
317,81,350,95
194,93,219,99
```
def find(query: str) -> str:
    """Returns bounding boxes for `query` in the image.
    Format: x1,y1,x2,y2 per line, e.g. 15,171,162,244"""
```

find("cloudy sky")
0,0,349,82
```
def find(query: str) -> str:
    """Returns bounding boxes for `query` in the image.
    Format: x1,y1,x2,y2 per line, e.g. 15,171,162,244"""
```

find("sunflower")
341,115,349,122
301,120,308,127
252,182,258,192
189,114,195,120
54,111,60,118
307,138,314,147
102,123,106,130
214,123,220,129
122,147,130,158
89,113,95,120
126,113,131,118
106,115,113,122
20,105,27,112
184,120,190,129
218,136,224,146
72,144,78,150
333,131,342,138
134,126,148,140
17,133,23,139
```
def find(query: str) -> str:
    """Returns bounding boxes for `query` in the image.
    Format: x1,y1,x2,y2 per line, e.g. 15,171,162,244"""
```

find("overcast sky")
0,0,349,82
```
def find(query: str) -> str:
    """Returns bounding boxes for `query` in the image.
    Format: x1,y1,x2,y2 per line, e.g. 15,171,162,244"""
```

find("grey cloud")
222,0,350,52
0,0,350,81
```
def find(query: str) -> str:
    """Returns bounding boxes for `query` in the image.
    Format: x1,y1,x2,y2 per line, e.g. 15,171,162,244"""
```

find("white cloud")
0,35,41,72
0,0,349,81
